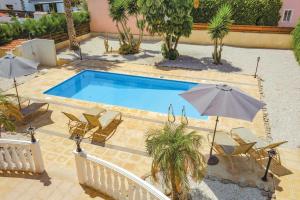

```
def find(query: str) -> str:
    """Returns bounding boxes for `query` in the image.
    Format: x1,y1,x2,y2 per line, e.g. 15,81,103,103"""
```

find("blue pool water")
44,70,207,120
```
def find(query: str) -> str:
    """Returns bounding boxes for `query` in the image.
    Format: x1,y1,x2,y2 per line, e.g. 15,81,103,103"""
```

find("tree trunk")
170,167,180,200
135,15,144,49
63,0,79,50
217,38,223,64
213,39,218,64
174,36,180,51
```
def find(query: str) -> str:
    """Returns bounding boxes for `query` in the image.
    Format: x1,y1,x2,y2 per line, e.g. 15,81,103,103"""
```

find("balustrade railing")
0,139,44,173
74,150,169,200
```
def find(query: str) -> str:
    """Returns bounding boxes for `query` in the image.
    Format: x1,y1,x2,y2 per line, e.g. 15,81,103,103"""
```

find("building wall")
0,0,23,10
279,0,300,27
0,0,65,13
56,3,64,13
24,0,35,11
87,0,139,34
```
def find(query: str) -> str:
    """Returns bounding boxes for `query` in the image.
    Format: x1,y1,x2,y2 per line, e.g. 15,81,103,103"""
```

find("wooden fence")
193,23,294,34
39,23,90,43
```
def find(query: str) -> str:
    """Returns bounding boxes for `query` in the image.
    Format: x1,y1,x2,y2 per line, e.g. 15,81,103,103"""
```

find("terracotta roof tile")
0,39,27,51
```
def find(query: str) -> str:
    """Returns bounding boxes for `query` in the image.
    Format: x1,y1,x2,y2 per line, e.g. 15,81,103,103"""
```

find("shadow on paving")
0,170,52,186
80,184,114,199
156,56,242,73
16,110,55,133
78,49,159,62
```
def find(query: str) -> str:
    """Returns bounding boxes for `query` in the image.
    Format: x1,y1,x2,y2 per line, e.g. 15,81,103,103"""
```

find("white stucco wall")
0,0,23,10
15,39,57,67
56,2,64,13
24,0,35,11
0,0,65,12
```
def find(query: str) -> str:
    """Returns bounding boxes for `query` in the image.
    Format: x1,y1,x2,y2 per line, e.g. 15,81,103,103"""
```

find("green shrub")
9,17,23,38
0,11,89,45
138,0,194,60
0,23,13,45
39,13,66,34
293,19,300,65
73,11,89,26
192,0,282,26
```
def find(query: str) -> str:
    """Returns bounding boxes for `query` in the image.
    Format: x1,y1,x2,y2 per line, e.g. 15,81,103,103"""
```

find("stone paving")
0,60,299,200
58,36,300,148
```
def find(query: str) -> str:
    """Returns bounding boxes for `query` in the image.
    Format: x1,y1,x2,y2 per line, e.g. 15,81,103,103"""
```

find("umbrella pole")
207,116,219,165
14,78,22,110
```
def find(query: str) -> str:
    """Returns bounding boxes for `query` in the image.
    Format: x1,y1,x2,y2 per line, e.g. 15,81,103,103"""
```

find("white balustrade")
74,150,169,200
0,139,45,173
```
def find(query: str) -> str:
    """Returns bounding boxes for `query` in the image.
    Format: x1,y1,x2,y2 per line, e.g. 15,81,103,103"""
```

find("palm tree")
208,4,233,64
146,123,206,200
193,0,200,9
0,93,22,137
63,0,79,50
109,0,144,54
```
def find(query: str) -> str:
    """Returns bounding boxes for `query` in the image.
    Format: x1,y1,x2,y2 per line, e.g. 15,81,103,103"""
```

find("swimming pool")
44,70,207,120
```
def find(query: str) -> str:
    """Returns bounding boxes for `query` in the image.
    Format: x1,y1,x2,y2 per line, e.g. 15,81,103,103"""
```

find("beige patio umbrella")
180,84,265,165
0,53,39,110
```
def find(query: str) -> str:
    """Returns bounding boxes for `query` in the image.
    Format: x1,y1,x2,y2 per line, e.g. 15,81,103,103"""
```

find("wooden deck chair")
248,141,288,167
214,142,256,169
4,99,49,124
231,127,287,166
83,110,122,140
20,102,49,123
62,112,89,136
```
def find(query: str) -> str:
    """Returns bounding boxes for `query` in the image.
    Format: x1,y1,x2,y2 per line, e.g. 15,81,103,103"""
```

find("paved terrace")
0,61,299,199
59,36,300,148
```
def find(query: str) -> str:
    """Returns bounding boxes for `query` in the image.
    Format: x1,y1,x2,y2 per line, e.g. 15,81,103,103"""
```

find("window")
49,3,58,13
283,10,292,22
34,4,44,12
6,5,13,10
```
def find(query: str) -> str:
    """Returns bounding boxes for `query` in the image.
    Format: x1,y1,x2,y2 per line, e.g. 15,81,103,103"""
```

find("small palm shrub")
109,0,145,55
293,19,300,65
208,4,233,64
146,123,206,200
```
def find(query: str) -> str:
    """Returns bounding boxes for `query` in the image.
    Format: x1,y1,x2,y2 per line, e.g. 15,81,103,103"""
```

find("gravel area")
189,179,266,200
146,176,266,200
58,36,300,148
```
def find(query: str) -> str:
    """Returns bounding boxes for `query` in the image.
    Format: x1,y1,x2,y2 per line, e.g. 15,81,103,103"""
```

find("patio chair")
214,141,256,169
231,127,287,166
62,107,107,136
83,110,122,141
62,112,89,136
207,131,256,169
20,102,49,123
2,94,49,124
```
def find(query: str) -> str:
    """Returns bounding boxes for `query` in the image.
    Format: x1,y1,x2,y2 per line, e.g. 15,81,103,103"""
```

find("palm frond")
208,4,233,40
146,123,206,197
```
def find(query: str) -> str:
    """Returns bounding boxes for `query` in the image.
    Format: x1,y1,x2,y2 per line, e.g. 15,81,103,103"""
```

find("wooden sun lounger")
19,102,49,124
231,127,288,166
62,107,106,136
83,110,122,141
208,131,256,169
